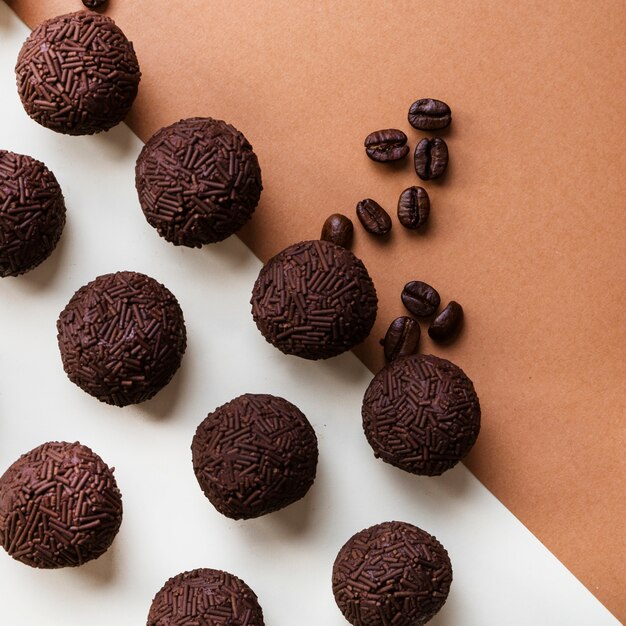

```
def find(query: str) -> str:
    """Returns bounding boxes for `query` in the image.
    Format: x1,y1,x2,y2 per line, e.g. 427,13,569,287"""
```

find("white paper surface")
0,4,620,625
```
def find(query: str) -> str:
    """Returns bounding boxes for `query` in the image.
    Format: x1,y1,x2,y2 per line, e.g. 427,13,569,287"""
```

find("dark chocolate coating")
147,568,265,626
0,442,122,569
251,240,378,359
0,150,66,277
16,11,140,135
192,394,318,519
362,354,480,476
332,521,452,626
135,117,262,247
57,271,187,406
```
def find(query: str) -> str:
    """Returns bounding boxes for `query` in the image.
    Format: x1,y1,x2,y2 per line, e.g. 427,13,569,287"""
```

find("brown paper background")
6,0,626,620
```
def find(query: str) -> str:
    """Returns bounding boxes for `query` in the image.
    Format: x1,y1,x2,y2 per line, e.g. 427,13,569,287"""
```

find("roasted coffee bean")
398,186,430,229
321,213,353,248
408,98,451,130
428,301,464,341
356,199,392,236
364,129,409,163
401,280,440,317
82,0,108,8
414,137,448,180
383,316,421,361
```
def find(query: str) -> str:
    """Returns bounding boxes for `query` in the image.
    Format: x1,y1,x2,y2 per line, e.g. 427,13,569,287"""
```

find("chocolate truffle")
362,354,480,476
16,11,140,135
332,521,452,626
57,271,187,407
147,568,265,626
135,117,262,247
0,150,66,277
251,240,378,360
192,394,318,519
0,441,122,569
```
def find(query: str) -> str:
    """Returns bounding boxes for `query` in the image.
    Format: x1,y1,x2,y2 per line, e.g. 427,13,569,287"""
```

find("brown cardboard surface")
6,0,626,619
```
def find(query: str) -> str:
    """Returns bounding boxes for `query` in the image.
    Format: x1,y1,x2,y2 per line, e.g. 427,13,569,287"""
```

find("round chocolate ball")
251,240,378,360
57,271,187,407
147,568,265,626
0,441,122,569
0,150,66,277
332,521,452,626
192,394,318,519
16,11,140,135
362,354,480,476
135,117,262,247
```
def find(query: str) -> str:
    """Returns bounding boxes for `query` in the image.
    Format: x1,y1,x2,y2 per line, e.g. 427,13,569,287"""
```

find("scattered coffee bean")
401,280,440,317
408,98,451,130
428,301,464,341
397,186,430,229
364,129,409,163
82,0,108,8
414,137,448,180
356,199,392,236
321,213,353,248
383,316,421,361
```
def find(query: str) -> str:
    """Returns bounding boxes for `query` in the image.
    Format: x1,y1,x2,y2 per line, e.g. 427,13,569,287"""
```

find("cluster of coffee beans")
383,280,464,362
351,98,451,237
321,98,462,361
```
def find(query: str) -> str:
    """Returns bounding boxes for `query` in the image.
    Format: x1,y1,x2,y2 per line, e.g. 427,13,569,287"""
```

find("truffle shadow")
382,459,472,499
66,540,118,587
92,121,141,160
427,583,459,626
137,344,191,421
207,234,261,272
309,350,372,388
13,218,70,292
251,463,323,541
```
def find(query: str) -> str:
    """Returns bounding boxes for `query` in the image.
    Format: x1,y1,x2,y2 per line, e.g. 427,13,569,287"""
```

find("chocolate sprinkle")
362,354,480,476
135,117,262,247
147,568,265,626
57,271,187,407
332,521,452,626
192,394,318,519
251,240,378,360
15,11,140,135
0,150,66,277
0,442,122,569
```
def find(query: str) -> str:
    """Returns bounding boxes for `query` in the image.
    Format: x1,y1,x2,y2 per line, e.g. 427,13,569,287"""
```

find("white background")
0,4,620,625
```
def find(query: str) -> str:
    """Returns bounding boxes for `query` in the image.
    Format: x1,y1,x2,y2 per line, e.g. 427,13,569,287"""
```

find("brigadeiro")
362,354,480,476
135,117,262,248
0,150,66,277
332,521,452,626
251,240,378,360
57,271,187,407
15,11,140,135
147,568,265,626
192,394,318,519
0,441,122,569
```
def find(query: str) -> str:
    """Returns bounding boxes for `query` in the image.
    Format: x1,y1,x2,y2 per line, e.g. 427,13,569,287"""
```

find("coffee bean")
414,137,448,180
383,316,421,361
408,98,451,130
401,281,440,317
82,0,107,8
321,213,353,248
397,186,430,229
356,199,392,236
428,301,464,341
364,129,409,163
